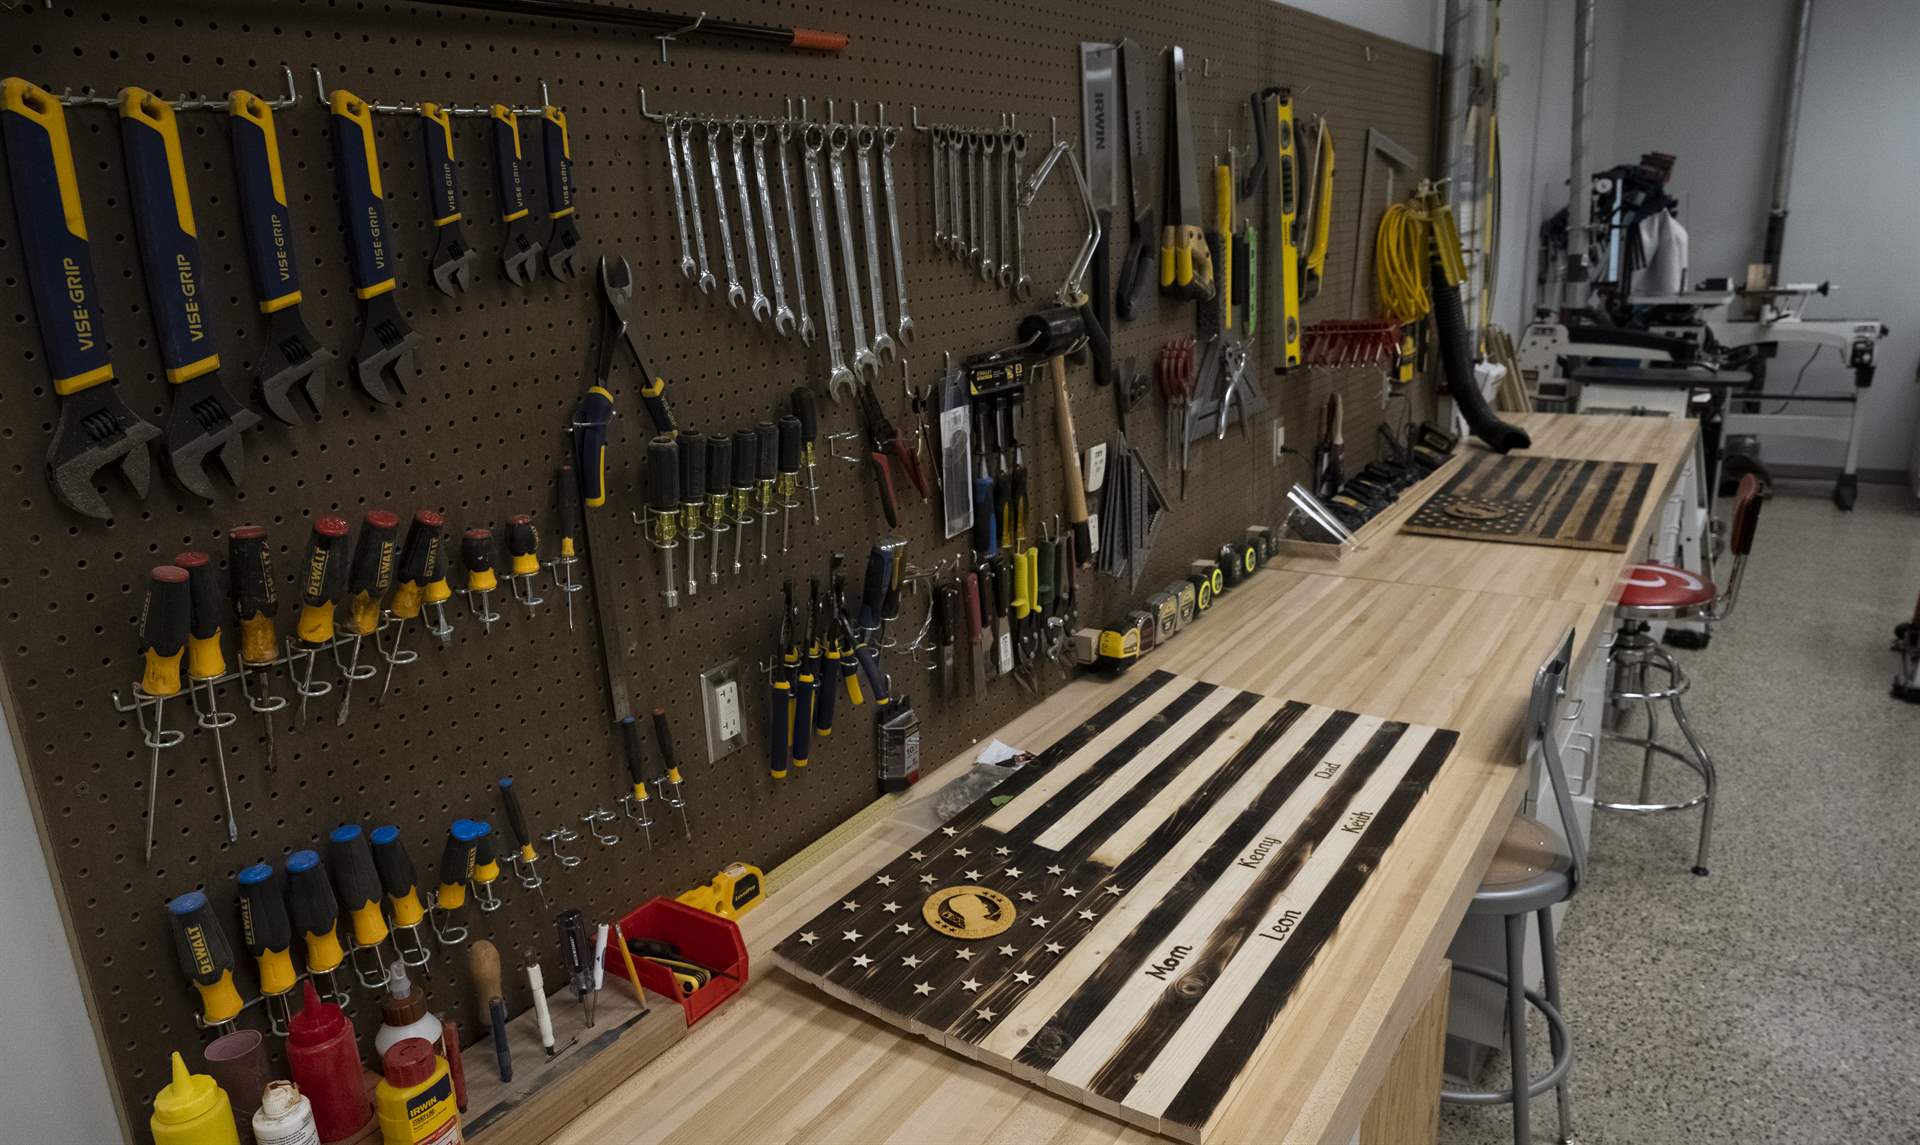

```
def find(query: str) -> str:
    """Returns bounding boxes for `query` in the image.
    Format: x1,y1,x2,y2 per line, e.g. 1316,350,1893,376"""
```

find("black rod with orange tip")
551,465,582,631
651,708,691,840
412,0,849,52
174,551,239,844
227,524,285,772
293,515,351,724
370,825,433,969
506,514,544,610
618,715,655,849
283,848,350,1004
326,824,394,988
337,509,398,725
496,777,548,905
236,862,297,1034
167,890,244,1032
380,509,448,704
139,564,190,863
461,527,501,632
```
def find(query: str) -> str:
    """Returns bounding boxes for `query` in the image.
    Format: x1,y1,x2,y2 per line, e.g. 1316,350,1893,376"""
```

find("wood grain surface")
1401,453,1657,552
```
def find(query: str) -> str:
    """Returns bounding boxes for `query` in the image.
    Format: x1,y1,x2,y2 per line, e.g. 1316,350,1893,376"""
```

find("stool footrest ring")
1440,961,1574,1106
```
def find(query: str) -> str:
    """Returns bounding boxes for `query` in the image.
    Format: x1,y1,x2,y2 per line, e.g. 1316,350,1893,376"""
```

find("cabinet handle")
1567,731,1596,796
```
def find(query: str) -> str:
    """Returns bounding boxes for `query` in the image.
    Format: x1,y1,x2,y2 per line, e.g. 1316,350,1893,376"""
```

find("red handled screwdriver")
293,515,351,724
338,510,399,725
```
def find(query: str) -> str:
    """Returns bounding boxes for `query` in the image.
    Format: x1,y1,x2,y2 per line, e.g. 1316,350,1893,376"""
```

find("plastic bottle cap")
257,1080,305,1120
382,960,427,1026
152,1052,224,1126
381,1038,437,1089
287,979,348,1046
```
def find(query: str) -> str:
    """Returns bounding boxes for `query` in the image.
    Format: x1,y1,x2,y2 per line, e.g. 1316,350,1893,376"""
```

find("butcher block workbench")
550,414,1698,1145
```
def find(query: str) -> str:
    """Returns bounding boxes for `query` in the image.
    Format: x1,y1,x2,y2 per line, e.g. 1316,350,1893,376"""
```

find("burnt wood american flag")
1401,452,1657,552
772,670,1461,1141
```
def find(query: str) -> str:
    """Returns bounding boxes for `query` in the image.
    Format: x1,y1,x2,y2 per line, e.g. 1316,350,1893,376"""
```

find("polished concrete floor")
1438,478,1920,1145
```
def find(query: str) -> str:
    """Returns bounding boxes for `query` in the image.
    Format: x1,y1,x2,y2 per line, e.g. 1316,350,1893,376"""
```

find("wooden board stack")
1401,453,1657,551
771,670,1460,1142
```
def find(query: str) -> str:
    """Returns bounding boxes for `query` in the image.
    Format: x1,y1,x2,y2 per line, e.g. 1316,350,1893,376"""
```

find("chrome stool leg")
1598,629,1717,875
1441,910,1575,1145
1505,912,1531,1144
1538,907,1574,1138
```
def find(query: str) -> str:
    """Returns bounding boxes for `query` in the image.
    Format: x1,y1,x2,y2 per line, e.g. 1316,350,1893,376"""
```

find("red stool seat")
1618,562,1716,610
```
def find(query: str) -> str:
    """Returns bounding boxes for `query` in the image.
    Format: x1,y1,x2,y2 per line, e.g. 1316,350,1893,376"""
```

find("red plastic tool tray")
604,896,748,1026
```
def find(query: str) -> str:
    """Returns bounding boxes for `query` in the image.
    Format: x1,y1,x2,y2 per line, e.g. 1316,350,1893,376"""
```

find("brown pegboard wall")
0,0,1432,1133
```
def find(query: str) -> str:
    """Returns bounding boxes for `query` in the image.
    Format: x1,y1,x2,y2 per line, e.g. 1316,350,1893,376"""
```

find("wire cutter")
855,378,927,529
596,256,677,435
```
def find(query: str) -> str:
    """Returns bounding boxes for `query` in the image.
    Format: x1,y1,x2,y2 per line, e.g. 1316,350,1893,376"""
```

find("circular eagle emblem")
922,885,1017,939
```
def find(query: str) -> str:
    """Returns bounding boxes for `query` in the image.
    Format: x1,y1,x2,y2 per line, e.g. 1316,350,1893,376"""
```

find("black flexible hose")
1428,250,1531,453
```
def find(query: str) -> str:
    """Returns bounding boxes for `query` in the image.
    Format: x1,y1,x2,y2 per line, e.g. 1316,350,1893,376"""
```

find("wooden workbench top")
551,412,1692,1145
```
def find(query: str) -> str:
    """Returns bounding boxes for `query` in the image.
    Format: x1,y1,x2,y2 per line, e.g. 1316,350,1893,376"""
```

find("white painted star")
974,1006,997,1021
919,874,937,885
799,931,819,945
954,847,971,858
1105,885,1125,896
902,954,922,968
1078,909,1098,921
963,869,982,880
1046,864,1064,875
842,929,863,942
851,954,873,968
841,900,860,912
913,981,933,995
1019,891,1038,902
894,922,913,935
1061,886,1080,897
1013,970,1035,984
875,875,895,887
940,827,959,837
1004,866,1024,878
910,850,928,861
994,847,1011,856
881,901,900,914
997,944,1017,957
960,977,982,992
1044,942,1064,954
954,948,975,961
1029,915,1051,928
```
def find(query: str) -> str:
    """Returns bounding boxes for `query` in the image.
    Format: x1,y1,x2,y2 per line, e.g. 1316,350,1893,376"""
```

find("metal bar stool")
1442,628,1585,1145
1597,474,1764,875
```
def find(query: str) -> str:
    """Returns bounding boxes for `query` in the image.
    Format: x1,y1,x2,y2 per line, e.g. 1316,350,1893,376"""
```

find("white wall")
1286,0,1444,50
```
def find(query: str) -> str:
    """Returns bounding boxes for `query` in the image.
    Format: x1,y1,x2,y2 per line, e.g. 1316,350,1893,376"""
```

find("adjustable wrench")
978,130,998,282
965,132,982,268
929,125,947,252
776,117,816,346
751,123,795,337
1009,129,1034,300
878,123,916,348
489,105,543,287
853,123,896,367
703,120,747,311
997,124,1015,289
118,88,261,500
827,125,879,381
676,120,715,293
728,120,771,324
2,77,160,521
801,124,855,402
326,88,423,404
662,116,696,281
418,103,478,298
540,103,582,282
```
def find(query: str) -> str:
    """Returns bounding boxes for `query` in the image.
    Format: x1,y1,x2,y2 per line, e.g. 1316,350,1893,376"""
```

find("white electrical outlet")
699,660,749,763
715,679,742,741
1272,418,1286,462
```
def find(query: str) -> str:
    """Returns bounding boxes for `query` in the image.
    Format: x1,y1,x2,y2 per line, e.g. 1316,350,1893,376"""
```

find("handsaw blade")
1078,43,1120,213
1170,47,1203,230
1117,38,1151,223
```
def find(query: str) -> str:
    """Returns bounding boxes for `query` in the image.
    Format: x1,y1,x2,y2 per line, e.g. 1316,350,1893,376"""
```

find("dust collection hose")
1427,249,1530,453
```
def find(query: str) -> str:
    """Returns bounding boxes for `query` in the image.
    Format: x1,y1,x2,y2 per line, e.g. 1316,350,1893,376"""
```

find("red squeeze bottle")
285,980,373,1142
441,1019,468,1112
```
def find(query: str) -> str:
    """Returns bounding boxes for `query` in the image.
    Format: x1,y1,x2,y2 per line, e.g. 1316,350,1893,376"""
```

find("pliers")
596,256,677,435
855,378,927,528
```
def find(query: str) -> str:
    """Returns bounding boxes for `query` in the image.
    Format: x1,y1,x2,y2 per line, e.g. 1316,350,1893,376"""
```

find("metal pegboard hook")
639,87,666,123
657,10,707,64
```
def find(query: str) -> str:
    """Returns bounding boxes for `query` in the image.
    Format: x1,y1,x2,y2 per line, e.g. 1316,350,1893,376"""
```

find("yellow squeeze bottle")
150,1051,241,1145
376,1037,463,1144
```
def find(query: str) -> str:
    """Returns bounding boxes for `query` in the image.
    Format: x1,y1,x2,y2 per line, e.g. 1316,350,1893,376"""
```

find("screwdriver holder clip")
111,685,189,752
390,921,434,972
542,826,584,869
430,891,472,946
463,585,503,627
620,791,656,836
583,807,621,847
470,874,503,914
511,569,547,608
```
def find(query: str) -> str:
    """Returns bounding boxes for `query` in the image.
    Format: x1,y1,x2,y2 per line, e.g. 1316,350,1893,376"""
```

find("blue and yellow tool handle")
573,386,615,507
236,863,297,996
540,105,573,217
228,91,303,314
326,824,391,947
2,78,115,394
490,104,529,220
370,825,428,928
168,891,245,1026
325,90,397,300
117,87,221,382
419,102,463,226
284,849,346,973
768,666,792,779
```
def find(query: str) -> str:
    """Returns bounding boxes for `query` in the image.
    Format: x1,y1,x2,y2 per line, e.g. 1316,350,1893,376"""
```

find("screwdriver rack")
1,1,1435,1134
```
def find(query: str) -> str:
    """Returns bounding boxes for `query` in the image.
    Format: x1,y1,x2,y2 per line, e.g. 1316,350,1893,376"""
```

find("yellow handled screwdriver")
167,890,244,1034
461,527,502,633
326,823,395,989
236,862,297,1034
227,525,284,772
433,818,485,942
381,510,448,703
470,819,504,912
371,825,433,970
174,551,239,844
284,848,350,1005
338,509,398,726
293,515,351,724
506,514,544,612
497,777,548,905
139,564,190,863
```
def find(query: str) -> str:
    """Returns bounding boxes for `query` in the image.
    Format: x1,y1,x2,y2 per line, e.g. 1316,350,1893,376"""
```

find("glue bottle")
375,1038,462,1144
250,1081,322,1145
150,1051,241,1145
374,960,446,1060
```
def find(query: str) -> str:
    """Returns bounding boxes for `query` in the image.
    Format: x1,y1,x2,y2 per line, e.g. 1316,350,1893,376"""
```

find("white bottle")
373,960,447,1059
251,1081,322,1145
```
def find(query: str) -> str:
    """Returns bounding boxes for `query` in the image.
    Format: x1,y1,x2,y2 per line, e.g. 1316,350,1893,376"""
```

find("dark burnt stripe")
777,670,1185,968
1160,730,1458,1126
1493,455,1544,502
1084,722,1411,1099
1010,710,1361,1073
1536,458,1600,539
1571,456,1628,543
811,680,1220,983
1609,462,1657,547
1448,451,1495,499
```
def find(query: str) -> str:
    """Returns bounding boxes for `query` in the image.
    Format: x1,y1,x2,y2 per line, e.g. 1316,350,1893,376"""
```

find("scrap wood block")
772,669,1460,1142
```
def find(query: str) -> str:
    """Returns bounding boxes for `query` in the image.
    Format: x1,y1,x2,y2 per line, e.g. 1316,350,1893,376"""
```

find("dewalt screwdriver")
791,387,820,524
227,526,285,773
284,848,350,1005
433,818,484,943
337,509,398,725
617,715,655,849
677,430,706,601
730,427,757,577
382,510,450,703
167,890,245,1034
506,514,545,613
652,708,692,840
462,528,502,633
139,564,190,863
174,551,239,844
550,468,583,632
293,515,351,724
327,824,396,989
704,433,732,586
236,862,297,1034
753,421,778,565
470,819,504,912
370,825,433,970
777,414,802,553
645,435,682,608
497,777,549,905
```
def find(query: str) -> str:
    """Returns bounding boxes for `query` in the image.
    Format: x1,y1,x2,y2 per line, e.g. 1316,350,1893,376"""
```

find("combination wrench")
979,130,999,282
929,125,948,252
662,115,696,282
948,130,966,258
729,120,772,323
678,120,715,294
1009,129,1033,300
853,121,897,367
827,124,880,381
965,132,982,269
703,120,747,311
802,124,856,402
997,123,1015,289
750,123,794,336
878,123,916,348
775,116,816,346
